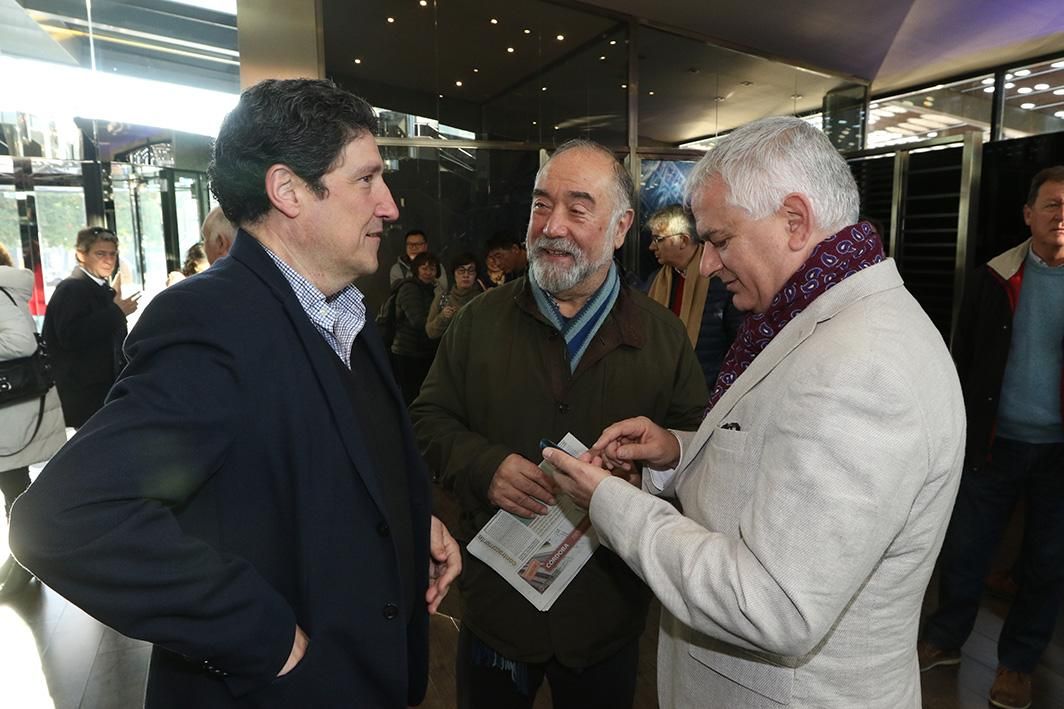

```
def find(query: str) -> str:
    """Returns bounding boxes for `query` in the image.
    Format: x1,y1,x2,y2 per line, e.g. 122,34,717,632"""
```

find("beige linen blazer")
591,259,965,708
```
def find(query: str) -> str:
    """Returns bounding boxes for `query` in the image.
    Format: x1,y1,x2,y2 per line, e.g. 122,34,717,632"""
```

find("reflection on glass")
638,26,849,147
137,179,167,299
637,159,696,281
175,175,205,258
1001,56,1064,138
34,186,87,302
867,76,993,149
359,147,539,311
0,187,22,269
328,0,626,145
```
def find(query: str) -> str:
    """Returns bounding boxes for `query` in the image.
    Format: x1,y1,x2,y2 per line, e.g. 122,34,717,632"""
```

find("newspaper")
467,433,599,611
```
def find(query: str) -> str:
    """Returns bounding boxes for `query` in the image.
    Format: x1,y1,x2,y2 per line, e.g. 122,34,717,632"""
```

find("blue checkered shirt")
261,244,366,368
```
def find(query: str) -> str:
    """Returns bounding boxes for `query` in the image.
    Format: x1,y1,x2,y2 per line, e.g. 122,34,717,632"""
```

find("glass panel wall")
637,27,852,148
866,75,993,149
357,146,541,313
0,186,22,268
34,185,86,300
1000,57,1064,137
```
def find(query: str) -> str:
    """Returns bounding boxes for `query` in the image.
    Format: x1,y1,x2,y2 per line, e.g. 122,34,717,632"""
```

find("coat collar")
227,229,401,516
987,238,1031,281
682,259,905,465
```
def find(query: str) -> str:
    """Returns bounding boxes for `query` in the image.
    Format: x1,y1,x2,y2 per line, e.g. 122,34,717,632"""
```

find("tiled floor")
2,482,1062,708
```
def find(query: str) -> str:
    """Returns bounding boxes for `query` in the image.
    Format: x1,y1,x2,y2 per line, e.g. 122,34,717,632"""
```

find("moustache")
532,240,579,258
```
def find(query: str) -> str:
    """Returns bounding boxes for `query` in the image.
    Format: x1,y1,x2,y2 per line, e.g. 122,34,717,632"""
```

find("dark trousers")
456,626,639,709
390,354,433,406
924,437,1064,672
0,466,31,519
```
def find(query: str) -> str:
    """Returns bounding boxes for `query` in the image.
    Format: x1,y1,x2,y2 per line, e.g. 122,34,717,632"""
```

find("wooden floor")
2,479,1063,708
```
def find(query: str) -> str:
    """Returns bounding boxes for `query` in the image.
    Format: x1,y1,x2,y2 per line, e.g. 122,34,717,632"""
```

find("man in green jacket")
411,139,707,708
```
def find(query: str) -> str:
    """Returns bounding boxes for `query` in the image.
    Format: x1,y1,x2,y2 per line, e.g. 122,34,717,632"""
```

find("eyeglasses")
650,233,686,245
454,265,477,275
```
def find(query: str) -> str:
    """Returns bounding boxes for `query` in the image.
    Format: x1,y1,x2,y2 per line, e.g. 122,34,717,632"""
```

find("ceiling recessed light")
1053,61,1064,69
1018,86,1033,94
354,58,362,64
490,18,498,24
1035,83,1050,90
506,47,514,53
1005,73,1014,80
556,34,565,41
1054,88,1064,95
524,28,531,34
648,90,655,96
473,67,479,73
387,17,395,23
1015,69,1031,76
1021,102,1036,109
554,125,559,130
927,131,938,138
1005,82,1015,89
532,121,537,125
420,0,427,5
1056,110,1064,118
621,83,627,89
981,78,995,85
599,55,606,60
609,40,617,45
455,80,463,87
983,86,995,93
541,86,547,91
438,94,443,98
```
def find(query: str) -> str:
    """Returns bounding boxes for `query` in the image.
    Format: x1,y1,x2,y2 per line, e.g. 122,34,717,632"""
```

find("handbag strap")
0,394,47,458
0,286,15,306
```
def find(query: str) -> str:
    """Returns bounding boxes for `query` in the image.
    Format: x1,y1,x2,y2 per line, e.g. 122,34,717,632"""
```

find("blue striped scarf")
529,263,620,373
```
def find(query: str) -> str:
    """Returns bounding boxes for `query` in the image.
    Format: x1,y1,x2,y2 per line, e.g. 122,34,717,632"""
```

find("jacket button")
557,402,569,413
382,603,399,620
377,522,390,537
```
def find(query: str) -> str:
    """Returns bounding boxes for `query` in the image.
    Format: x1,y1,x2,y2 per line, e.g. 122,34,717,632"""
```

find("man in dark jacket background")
920,165,1064,709
42,226,140,428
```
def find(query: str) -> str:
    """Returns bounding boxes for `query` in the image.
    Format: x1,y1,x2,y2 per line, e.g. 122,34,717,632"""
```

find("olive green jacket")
411,276,707,667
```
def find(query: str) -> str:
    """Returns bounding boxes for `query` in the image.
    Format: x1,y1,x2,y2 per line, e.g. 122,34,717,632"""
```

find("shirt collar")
258,243,367,365
79,267,107,286
1029,247,1064,268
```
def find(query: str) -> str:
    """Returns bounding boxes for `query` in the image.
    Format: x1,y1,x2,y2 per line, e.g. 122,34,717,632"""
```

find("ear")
612,208,635,249
780,193,814,251
265,164,303,219
1023,203,1033,228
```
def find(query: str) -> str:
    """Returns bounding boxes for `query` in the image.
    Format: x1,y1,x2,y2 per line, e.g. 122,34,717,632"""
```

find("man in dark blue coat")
10,78,460,708
42,225,140,428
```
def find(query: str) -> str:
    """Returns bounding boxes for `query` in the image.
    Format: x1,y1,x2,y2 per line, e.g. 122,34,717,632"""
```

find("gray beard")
528,237,614,294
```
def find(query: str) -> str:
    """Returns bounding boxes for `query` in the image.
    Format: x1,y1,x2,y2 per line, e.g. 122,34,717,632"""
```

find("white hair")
684,116,859,233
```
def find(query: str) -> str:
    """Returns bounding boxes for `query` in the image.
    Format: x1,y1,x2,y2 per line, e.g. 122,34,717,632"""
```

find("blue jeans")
924,437,1064,672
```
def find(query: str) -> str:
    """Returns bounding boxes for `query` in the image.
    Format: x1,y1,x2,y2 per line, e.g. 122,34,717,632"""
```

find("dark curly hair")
410,251,440,280
208,79,378,226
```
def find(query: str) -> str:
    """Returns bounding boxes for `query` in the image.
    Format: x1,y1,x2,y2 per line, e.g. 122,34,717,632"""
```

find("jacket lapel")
680,260,905,468
227,230,392,516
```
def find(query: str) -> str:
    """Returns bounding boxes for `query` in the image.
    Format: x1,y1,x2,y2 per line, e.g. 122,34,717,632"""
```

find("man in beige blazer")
546,116,966,708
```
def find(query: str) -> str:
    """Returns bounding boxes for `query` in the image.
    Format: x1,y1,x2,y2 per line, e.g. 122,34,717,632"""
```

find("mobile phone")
538,437,562,452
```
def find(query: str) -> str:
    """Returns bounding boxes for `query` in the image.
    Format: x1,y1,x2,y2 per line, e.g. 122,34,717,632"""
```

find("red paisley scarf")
706,221,886,413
